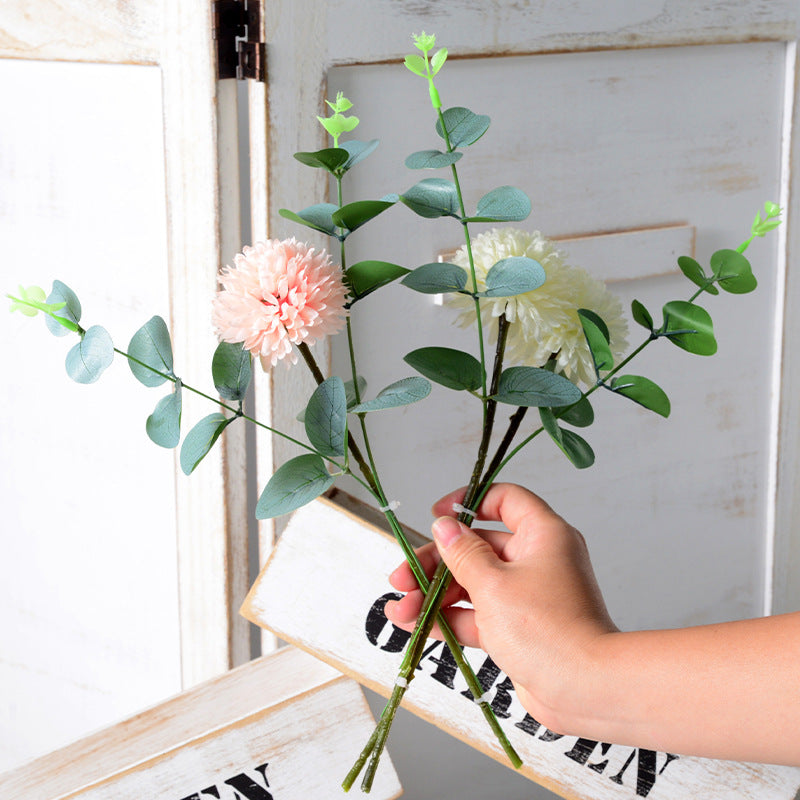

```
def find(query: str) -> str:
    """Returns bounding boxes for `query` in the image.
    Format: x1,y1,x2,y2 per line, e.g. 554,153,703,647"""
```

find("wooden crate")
0,646,401,800
242,497,800,800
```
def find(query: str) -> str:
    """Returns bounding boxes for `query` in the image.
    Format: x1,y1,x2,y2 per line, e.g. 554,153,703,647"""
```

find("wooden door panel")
327,42,783,631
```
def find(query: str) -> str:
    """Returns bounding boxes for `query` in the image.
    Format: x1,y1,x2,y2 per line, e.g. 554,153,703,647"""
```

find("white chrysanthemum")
451,228,628,386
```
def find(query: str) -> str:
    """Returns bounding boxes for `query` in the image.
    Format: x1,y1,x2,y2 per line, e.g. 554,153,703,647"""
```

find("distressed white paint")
0,0,160,64
243,499,800,800
0,58,180,770
0,647,401,800
261,6,800,798
0,0,249,769
325,42,784,633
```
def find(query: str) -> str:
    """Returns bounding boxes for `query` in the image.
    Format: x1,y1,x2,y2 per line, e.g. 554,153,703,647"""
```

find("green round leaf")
66,325,114,384
212,341,252,401
128,316,174,387
45,280,82,337
662,300,717,356
340,139,379,170
435,107,491,148
466,186,531,223
610,374,671,418
279,203,340,236
345,376,367,409
404,347,483,392
493,367,582,408
401,262,468,294
430,47,448,75
577,309,613,373
304,377,347,458
677,255,718,295
293,147,349,173
480,256,545,298
346,261,409,303
255,454,336,519
350,377,431,413
558,395,594,428
631,299,654,331
405,150,463,169
331,199,395,232
710,249,757,294
539,407,595,469
399,178,460,218
180,412,231,475
405,53,427,76
146,386,182,448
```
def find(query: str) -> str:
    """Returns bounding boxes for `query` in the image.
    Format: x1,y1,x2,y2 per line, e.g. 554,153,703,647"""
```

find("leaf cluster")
256,373,432,519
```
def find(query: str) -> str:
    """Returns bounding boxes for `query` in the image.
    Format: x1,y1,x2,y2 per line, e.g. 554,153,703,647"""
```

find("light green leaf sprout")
738,201,782,253
317,91,359,147
7,284,81,332
406,31,447,109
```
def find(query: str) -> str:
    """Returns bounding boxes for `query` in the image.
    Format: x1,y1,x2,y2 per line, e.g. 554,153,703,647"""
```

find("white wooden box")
0,646,401,800
242,497,800,800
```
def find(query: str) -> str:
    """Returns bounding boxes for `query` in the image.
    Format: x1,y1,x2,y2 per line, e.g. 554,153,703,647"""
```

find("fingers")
389,527,512,592
433,483,565,539
431,516,503,595
385,595,482,649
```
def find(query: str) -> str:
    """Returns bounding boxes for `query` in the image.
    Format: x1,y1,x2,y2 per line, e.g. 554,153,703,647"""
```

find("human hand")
385,483,618,734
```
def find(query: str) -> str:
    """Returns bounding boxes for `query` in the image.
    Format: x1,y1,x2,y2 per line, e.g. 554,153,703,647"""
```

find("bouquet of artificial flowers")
8,32,782,793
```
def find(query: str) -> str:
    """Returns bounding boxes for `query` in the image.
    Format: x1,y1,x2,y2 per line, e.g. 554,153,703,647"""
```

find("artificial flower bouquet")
8,33,782,793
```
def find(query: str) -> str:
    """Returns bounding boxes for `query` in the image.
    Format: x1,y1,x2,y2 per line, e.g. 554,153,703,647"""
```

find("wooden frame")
1,0,251,686
258,0,800,615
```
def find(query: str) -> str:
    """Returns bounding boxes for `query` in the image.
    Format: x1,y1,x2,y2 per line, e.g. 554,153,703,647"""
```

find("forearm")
555,612,800,765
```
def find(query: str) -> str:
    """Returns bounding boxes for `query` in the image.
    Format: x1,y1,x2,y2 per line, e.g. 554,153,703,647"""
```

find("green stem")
114,347,316,455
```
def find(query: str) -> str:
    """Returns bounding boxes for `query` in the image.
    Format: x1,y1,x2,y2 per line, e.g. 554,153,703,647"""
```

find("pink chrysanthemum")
212,238,348,368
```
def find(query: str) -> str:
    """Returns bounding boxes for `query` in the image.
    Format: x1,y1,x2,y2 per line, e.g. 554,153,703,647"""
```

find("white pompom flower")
451,228,628,386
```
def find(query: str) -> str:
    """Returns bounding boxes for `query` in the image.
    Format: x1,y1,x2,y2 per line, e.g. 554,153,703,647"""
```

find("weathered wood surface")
0,647,401,800
242,498,800,800
0,0,160,64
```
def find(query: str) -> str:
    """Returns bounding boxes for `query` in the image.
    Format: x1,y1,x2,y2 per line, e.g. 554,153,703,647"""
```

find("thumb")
432,516,500,592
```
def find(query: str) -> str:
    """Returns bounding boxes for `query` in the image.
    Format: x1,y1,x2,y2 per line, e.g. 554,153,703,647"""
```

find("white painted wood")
770,42,800,615
326,42,784,634
243,499,800,800
0,0,160,64
0,0,250,768
260,6,800,797
0,58,180,771
0,647,401,800
555,226,696,284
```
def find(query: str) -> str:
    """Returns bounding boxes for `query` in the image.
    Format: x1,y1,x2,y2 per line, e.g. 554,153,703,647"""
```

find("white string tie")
474,692,492,705
452,502,477,519
394,676,409,688
379,500,401,513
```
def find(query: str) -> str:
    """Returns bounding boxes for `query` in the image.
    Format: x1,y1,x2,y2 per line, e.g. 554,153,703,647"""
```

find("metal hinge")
213,0,266,82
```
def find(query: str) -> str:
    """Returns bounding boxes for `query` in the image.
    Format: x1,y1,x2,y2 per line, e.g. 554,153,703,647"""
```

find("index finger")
432,483,563,534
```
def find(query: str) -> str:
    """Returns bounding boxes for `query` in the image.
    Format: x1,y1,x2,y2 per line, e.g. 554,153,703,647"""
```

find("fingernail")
433,516,462,548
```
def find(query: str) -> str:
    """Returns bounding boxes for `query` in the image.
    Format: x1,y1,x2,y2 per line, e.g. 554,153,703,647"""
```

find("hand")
385,483,617,734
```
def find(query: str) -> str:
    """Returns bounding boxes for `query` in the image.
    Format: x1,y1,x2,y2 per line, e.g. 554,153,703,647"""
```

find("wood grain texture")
161,1,251,684
769,42,800,615
0,0,160,64
243,498,800,800
0,647,401,800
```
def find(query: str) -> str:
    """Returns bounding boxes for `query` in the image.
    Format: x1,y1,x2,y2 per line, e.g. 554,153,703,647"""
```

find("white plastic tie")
394,676,409,688
474,692,492,705
379,500,401,513
452,502,477,519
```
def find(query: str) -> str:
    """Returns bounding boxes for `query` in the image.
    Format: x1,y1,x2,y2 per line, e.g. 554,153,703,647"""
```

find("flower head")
451,228,628,385
212,238,348,369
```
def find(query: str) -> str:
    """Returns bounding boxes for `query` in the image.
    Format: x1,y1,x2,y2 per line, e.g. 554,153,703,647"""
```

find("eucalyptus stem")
113,346,321,457
346,316,516,789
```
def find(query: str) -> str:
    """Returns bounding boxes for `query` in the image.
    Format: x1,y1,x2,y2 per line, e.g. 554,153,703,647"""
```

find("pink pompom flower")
212,238,348,368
